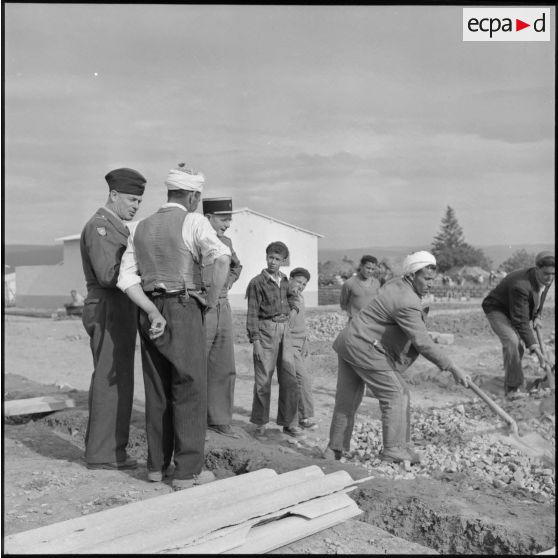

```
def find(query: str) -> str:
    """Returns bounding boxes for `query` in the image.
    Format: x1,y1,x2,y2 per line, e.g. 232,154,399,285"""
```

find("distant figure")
339,255,380,320
482,251,555,398
64,289,85,316
489,270,497,286
377,261,393,287
286,267,316,431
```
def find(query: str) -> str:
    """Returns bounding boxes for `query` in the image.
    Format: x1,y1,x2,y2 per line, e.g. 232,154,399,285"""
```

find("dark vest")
134,207,202,292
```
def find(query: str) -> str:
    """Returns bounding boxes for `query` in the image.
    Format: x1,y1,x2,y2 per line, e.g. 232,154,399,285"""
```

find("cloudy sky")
4,4,555,249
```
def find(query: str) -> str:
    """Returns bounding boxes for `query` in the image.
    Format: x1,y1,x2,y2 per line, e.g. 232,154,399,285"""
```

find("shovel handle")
465,376,519,435
535,324,548,357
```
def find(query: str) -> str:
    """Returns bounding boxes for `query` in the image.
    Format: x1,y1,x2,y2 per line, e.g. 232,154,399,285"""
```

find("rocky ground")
2,301,555,554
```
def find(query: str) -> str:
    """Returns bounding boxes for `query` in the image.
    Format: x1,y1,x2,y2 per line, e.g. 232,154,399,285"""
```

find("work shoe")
253,425,267,438
299,418,318,430
505,386,528,400
172,470,216,491
208,424,240,439
86,457,137,470
379,446,414,464
147,465,173,482
283,426,306,438
404,444,422,465
321,446,341,461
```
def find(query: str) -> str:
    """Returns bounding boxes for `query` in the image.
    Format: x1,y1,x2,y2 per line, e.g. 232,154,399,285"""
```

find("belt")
146,289,208,307
269,314,289,323
146,289,186,298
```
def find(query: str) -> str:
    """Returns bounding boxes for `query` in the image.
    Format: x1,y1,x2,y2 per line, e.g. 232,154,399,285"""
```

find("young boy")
287,267,316,430
245,241,302,438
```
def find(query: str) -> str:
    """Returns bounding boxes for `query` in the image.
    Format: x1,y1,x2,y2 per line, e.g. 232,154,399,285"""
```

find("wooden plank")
112,470,355,554
4,466,326,555
4,468,277,555
4,396,76,417
227,502,361,554
182,493,358,554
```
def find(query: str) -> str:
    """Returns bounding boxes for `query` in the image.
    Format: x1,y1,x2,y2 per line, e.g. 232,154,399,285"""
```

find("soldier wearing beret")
80,168,146,470
202,197,243,438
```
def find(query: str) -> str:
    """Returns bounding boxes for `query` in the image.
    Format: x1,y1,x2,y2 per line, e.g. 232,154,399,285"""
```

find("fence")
317,284,491,306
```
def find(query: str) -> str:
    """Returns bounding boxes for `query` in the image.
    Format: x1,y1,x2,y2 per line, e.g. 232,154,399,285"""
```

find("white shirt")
117,203,231,292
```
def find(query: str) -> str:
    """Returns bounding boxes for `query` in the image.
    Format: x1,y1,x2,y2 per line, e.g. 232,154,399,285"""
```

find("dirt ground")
2,301,555,554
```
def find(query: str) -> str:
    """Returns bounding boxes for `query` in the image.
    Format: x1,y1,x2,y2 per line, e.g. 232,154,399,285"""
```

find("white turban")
402,251,437,275
165,165,205,192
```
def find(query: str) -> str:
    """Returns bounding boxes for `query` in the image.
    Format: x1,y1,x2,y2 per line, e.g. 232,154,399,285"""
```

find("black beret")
105,168,146,196
203,197,233,215
290,267,311,281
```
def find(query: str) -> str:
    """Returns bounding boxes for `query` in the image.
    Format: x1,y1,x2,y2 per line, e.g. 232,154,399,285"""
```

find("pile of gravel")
345,396,555,500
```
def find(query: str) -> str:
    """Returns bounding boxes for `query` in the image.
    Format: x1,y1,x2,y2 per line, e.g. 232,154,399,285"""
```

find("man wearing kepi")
482,251,555,398
117,163,231,491
202,197,243,438
80,168,145,470
323,251,469,464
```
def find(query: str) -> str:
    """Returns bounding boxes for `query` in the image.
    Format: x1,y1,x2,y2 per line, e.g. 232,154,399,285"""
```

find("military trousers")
138,295,207,480
82,289,137,464
329,354,410,452
205,298,236,426
250,320,300,428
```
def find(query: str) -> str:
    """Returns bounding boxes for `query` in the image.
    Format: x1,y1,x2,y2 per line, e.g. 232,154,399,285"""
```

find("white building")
226,208,322,307
15,208,323,309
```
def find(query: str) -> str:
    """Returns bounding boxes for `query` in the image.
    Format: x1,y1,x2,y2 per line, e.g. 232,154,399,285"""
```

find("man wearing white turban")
118,162,231,491
323,251,468,465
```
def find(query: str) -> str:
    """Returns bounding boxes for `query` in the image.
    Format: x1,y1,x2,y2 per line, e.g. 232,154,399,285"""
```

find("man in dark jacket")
80,168,145,469
482,251,555,397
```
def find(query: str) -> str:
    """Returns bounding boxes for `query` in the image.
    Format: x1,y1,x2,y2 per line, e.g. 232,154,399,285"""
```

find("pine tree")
431,206,492,272
432,206,465,252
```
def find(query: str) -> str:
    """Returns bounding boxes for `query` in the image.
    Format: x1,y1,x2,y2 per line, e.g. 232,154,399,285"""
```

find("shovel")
465,375,554,464
534,324,555,390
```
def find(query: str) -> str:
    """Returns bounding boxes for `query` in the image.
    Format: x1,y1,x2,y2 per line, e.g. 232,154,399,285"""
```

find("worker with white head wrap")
118,162,231,491
324,251,468,465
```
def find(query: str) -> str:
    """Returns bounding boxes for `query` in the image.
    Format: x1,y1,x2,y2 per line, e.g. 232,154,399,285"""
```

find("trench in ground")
16,411,555,555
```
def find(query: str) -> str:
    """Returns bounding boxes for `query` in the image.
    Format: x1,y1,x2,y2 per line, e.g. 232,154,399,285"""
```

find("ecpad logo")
463,8,550,41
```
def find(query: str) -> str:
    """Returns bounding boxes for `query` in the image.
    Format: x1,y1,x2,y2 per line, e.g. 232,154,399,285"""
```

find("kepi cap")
203,197,233,215
105,168,146,196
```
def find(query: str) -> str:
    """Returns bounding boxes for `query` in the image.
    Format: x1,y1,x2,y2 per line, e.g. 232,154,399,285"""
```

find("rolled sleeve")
394,305,453,370
189,214,231,262
116,226,142,292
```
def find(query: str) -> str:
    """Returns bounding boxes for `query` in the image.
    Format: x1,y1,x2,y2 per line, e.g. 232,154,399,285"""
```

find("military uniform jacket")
80,207,130,295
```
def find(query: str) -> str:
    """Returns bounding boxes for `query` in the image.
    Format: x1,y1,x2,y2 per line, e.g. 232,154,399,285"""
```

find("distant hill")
4,244,64,268
319,244,555,269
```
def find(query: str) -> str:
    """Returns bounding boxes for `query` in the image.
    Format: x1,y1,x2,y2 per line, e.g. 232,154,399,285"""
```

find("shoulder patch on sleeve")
96,226,107,236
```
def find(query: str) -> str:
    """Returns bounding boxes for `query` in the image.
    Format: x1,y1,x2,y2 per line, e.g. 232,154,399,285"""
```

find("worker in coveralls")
80,168,146,470
202,197,243,438
117,163,231,491
324,251,469,465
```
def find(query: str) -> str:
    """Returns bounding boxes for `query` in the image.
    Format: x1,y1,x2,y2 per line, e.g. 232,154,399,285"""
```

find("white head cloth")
165,164,205,192
402,251,437,275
